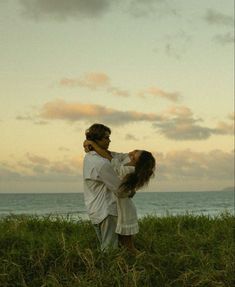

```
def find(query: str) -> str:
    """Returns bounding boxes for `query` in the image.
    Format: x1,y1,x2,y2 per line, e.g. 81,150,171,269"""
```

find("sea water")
0,191,233,219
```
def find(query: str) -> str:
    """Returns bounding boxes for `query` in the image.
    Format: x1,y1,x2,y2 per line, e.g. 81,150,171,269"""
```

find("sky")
0,0,234,193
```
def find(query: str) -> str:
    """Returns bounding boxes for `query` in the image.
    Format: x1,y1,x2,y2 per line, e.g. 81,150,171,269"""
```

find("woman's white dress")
111,157,139,235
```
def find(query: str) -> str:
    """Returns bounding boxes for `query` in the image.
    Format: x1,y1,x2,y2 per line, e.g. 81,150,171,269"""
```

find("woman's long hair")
120,151,156,197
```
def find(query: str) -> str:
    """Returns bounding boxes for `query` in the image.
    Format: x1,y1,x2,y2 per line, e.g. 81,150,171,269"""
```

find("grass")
0,213,234,287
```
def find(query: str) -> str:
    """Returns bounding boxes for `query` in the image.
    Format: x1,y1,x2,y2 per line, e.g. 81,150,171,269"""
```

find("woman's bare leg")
118,235,140,254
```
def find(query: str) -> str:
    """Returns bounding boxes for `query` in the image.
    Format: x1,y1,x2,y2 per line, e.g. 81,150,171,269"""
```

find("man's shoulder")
83,151,111,179
84,151,109,166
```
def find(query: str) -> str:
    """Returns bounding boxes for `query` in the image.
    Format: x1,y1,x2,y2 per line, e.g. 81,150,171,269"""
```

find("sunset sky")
0,0,234,193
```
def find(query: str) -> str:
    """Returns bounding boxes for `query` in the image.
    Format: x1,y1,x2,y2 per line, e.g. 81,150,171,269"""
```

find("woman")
84,140,156,253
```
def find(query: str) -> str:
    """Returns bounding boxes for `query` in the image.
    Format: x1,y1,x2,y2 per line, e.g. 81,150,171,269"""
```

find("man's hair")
85,123,111,142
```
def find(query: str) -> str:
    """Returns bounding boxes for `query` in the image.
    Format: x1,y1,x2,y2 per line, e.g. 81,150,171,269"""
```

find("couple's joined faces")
128,150,142,164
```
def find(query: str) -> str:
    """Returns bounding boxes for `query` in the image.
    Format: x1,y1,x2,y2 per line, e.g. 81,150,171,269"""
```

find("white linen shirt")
83,151,127,224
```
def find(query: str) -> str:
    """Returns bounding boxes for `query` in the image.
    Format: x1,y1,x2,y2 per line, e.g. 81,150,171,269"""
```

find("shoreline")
0,189,234,194
0,209,234,220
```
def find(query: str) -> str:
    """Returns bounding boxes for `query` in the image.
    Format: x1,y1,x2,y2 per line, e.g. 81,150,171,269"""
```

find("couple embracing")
83,123,155,253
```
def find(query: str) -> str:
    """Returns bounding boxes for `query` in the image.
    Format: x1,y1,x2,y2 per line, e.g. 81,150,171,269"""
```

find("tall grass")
0,213,234,287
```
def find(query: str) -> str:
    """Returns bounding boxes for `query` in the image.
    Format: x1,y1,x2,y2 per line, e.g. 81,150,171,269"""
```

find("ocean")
0,191,234,219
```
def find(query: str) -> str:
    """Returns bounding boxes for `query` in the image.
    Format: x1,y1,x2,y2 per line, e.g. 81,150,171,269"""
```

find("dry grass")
0,213,234,287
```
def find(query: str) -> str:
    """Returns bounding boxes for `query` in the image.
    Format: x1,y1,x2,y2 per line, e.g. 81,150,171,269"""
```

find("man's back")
83,151,121,224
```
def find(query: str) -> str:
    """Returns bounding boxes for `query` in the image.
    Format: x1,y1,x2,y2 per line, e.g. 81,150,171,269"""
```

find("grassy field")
0,213,234,287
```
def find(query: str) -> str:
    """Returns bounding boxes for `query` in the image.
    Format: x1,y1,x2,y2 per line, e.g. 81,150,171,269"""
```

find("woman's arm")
110,157,135,179
84,140,113,161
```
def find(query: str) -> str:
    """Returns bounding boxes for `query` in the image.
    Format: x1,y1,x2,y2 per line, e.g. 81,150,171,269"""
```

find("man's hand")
128,190,136,198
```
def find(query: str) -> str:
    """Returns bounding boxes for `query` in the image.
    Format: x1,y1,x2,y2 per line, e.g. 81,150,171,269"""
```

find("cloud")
34,120,49,125
0,154,83,183
16,115,33,121
19,0,113,21
154,118,213,140
164,42,187,59
107,87,130,97
215,122,234,135
17,97,233,141
16,115,49,125
60,73,110,89
0,166,22,181
1,149,233,189
162,30,192,59
38,100,234,140
214,114,234,135
18,0,180,22
125,133,138,141
61,73,185,100
60,73,130,98
49,161,74,174
213,32,235,45
228,112,235,121
138,86,180,102
127,0,179,18
26,153,50,165
204,9,234,46
39,99,163,125
157,149,234,181
58,146,70,152
153,106,234,140
204,9,234,27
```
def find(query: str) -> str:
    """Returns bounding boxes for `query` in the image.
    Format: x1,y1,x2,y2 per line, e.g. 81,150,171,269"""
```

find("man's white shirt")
83,151,128,224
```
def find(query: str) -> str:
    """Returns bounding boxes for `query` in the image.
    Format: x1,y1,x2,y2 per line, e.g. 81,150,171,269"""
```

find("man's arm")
99,162,128,198
84,140,112,161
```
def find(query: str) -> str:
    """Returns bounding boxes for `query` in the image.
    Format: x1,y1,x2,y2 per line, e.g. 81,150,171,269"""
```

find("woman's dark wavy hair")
120,151,156,197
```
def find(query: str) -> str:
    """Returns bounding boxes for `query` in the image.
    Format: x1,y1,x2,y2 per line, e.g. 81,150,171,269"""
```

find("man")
83,123,127,251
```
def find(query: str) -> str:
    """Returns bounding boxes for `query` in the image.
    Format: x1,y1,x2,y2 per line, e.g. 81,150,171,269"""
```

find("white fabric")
111,155,139,235
110,157,134,180
83,150,139,235
83,151,123,224
93,215,118,251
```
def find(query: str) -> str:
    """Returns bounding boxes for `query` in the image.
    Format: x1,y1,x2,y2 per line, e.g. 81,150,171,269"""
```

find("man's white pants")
93,215,118,251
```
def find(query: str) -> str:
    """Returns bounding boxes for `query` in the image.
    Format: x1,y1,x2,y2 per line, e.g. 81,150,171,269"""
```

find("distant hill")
221,186,235,192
